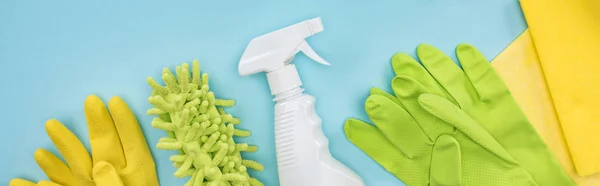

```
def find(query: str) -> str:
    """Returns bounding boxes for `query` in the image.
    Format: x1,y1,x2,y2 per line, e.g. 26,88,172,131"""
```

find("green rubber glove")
388,43,574,185
345,88,537,185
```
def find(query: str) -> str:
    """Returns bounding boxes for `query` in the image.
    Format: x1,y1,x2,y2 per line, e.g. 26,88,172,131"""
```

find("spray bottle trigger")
299,40,330,66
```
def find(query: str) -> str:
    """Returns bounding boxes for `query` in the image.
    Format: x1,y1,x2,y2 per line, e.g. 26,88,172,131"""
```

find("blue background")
0,0,527,185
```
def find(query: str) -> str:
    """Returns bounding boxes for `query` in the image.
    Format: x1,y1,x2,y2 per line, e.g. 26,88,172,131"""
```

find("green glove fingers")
391,53,441,91
391,53,452,102
417,93,538,185
390,76,455,136
343,118,408,171
365,95,430,158
418,94,516,164
430,135,461,186
344,118,430,186
346,90,538,185
417,44,475,108
413,43,574,185
369,87,401,106
455,43,508,101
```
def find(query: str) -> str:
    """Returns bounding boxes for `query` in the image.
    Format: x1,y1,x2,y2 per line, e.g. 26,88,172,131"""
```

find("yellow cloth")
9,95,159,186
492,29,600,185
519,0,600,176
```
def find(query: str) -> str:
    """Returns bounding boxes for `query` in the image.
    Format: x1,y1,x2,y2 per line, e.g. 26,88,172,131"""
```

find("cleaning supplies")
519,0,600,176
147,60,264,186
385,43,573,186
10,95,159,186
238,17,364,186
344,89,537,185
492,29,600,185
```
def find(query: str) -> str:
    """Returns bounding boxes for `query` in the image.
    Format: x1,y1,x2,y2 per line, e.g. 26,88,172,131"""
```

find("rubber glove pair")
344,44,574,185
10,95,159,186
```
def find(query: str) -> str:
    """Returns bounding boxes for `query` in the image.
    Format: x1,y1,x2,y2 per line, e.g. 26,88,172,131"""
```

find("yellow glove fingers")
45,119,94,185
34,149,77,186
37,181,63,186
9,178,36,186
108,96,154,167
84,95,126,167
93,161,125,186
9,179,63,186
9,180,62,186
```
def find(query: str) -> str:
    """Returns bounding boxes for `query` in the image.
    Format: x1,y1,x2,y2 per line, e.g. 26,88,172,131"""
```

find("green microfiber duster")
146,60,264,186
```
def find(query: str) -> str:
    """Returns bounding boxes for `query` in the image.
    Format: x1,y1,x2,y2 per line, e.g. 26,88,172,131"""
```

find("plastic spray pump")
238,17,365,186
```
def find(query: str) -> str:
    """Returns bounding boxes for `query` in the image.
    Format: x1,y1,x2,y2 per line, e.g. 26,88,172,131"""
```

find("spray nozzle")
238,17,328,76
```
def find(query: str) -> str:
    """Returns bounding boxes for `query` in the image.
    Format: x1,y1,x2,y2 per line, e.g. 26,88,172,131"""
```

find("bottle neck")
273,87,304,102
266,64,304,101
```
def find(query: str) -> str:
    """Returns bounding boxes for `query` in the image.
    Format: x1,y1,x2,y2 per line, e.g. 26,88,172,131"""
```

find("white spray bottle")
238,17,364,186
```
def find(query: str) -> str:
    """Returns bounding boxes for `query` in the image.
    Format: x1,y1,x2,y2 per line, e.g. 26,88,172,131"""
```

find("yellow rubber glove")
519,0,600,176
9,95,159,186
492,29,600,185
